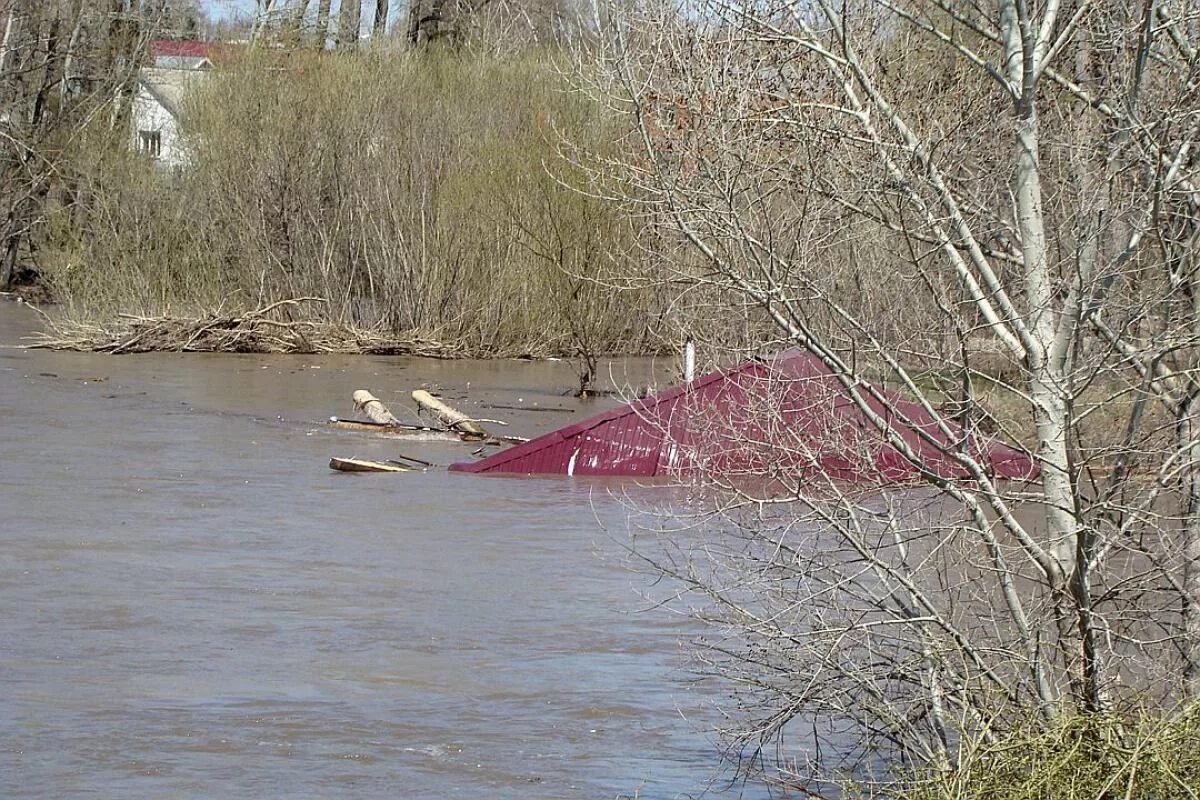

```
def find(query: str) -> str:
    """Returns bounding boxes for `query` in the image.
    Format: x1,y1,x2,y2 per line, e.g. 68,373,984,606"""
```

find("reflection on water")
0,305,756,799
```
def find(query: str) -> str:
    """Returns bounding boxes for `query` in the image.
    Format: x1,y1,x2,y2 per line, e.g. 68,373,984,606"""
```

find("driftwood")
412,389,487,439
329,457,415,473
30,299,460,356
329,389,527,447
327,416,457,437
326,416,525,445
352,390,400,425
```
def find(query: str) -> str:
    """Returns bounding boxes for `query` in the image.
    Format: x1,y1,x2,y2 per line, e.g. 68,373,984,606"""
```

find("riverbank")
31,295,671,359
30,299,480,358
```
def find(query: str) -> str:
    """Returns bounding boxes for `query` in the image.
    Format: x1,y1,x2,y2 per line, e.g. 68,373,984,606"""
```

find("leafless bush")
576,0,1200,792
39,47,666,357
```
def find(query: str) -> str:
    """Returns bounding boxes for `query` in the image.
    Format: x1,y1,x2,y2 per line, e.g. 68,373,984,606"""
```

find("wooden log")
326,418,460,441
352,389,400,425
411,389,487,438
330,417,434,432
329,457,413,473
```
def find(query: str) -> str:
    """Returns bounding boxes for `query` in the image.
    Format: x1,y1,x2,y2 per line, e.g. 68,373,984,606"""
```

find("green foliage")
41,48,654,356
898,706,1200,800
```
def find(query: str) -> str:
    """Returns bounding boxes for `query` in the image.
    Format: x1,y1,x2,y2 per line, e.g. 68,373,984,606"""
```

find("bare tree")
0,0,154,290
576,0,1200,788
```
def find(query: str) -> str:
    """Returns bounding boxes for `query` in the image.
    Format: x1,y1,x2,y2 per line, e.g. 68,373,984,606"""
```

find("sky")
201,0,257,22
201,1,376,24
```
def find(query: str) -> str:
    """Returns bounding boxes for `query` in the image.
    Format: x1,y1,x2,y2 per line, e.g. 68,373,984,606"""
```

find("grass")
897,705,1200,800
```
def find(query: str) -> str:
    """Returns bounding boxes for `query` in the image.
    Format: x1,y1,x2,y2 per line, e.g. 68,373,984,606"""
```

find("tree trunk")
1182,243,1200,698
1183,394,1200,697
0,5,23,105
250,0,277,43
283,0,309,45
337,0,360,49
0,6,17,73
60,3,86,103
313,0,331,48
0,233,19,290
405,0,420,43
372,0,387,41
1016,117,1078,547
1014,84,1097,710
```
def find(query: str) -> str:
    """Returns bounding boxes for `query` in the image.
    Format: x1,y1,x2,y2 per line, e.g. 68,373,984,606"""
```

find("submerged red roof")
449,350,1037,483
152,39,212,58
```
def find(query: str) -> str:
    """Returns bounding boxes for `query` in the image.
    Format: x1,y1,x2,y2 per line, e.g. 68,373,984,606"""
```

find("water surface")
0,305,746,799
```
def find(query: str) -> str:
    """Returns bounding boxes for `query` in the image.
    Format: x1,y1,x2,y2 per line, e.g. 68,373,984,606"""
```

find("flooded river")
0,304,753,799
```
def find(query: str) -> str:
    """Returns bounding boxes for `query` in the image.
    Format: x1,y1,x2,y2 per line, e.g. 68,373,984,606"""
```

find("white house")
131,40,213,169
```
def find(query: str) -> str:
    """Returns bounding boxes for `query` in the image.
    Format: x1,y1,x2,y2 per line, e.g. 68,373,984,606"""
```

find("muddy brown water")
0,305,761,799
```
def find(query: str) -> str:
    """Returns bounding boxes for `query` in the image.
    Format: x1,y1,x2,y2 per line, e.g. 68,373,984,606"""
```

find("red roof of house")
449,350,1038,483
151,39,212,59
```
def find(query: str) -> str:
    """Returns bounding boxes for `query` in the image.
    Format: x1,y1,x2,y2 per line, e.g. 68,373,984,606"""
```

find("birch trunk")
283,0,309,44
1015,75,1103,715
313,0,331,48
1184,394,1200,697
371,0,387,41
60,6,84,103
250,0,277,43
1182,257,1200,698
0,6,16,76
0,5,22,106
337,0,360,48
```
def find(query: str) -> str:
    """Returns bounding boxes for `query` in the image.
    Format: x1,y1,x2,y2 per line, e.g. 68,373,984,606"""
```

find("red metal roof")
151,39,212,59
449,350,1038,483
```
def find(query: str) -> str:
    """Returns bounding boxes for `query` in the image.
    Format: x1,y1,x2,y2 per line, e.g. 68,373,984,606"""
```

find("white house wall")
131,84,189,169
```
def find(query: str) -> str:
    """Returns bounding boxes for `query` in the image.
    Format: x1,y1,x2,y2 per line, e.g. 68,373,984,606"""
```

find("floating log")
352,389,401,426
412,389,487,439
329,457,414,473
327,417,460,440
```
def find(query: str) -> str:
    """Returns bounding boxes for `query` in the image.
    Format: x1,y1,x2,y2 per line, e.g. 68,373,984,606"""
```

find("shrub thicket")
40,48,659,357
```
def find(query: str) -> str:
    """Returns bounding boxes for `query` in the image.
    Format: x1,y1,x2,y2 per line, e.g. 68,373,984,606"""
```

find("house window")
137,130,162,158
